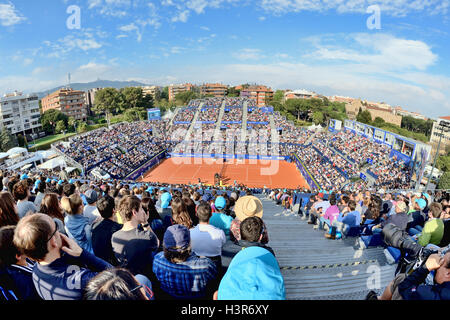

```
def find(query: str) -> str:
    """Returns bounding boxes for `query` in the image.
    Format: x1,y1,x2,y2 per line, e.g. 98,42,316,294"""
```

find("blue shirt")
209,212,233,239
338,210,361,227
152,252,217,299
33,250,112,300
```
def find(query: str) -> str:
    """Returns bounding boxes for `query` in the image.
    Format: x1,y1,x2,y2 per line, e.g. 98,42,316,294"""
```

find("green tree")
312,111,324,125
372,117,386,128
175,91,199,105
437,171,450,189
17,134,28,148
0,128,17,152
227,87,241,97
160,87,169,101
285,99,308,121
272,90,284,103
68,117,76,132
357,109,372,124
41,109,68,134
123,107,147,122
55,120,66,134
77,122,87,133
93,88,123,126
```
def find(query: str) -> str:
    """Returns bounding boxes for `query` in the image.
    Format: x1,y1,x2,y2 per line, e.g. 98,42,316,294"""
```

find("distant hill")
34,79,151,99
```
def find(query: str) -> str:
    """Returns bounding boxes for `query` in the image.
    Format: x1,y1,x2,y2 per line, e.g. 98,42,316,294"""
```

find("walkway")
257,195,396,300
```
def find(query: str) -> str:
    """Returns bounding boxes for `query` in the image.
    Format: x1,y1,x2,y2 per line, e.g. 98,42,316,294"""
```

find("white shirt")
190,224,226,257
83,205,100,224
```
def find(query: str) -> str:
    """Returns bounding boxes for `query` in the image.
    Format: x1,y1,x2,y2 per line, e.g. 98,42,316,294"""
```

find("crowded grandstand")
0,97,449,301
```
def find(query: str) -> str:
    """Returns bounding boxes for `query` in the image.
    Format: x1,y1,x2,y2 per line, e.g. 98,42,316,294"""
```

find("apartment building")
168,83,195,101
41,88,87,121
393,106,427,120
141,85,161,100
284,89,318,101
85,88,102,117
200,83,228,98
238,85,274,107
430,116,450,155
0,91,42,136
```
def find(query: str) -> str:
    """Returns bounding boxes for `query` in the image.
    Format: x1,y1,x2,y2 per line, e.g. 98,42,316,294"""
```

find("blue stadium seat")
361,233,383,248
386,246,401,263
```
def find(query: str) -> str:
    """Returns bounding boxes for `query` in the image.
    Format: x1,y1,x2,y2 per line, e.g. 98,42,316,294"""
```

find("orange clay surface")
139,157,309,189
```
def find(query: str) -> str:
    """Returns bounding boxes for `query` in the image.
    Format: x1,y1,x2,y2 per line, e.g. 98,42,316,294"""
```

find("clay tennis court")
139,157,309,189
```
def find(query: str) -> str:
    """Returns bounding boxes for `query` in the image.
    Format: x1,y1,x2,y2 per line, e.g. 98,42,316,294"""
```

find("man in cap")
152,224,218,300
407,197,428,237
209,196,233,240
83,189,101,224
229,195,269,243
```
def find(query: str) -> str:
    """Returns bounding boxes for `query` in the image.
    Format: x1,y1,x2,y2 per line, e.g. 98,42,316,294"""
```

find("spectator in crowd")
407,198,428,236
372,201,409,233
83,268,154,300
190,201,226,272
92,195,122,266
111,195,159,280
209,196,233,239
370,251,450,300
141,197,164,245
61,194,93,254
0,226,40,300
171,197,193,229
0,192,19,228
33,180,46,208
215,246,285,300
83,189,100,224
157,191,173,228
229,195,269,244
182,193,199,227
152,224,218,300
40,193,66,235
417,202,445,247
222,216,275,269
13,213,112,300
320,195,339,233
62,183,76,198
12,180,37,219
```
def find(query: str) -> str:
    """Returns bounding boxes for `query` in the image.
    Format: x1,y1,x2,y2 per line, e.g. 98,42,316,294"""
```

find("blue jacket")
33,250,112,300
398,265,450,300
64,214,93,254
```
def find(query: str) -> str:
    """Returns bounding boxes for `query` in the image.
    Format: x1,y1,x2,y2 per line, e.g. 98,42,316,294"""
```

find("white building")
0,91,41,136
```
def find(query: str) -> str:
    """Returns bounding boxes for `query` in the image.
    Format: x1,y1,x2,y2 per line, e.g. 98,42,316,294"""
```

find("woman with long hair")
0,192,19,227
141,197,164,244
170,197,193,229
40,193,66,234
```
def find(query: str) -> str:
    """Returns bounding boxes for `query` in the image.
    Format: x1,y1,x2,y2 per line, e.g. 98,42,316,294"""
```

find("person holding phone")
13,213,113,300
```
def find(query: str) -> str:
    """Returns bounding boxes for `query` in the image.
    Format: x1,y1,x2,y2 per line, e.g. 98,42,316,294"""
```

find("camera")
382,223,438,275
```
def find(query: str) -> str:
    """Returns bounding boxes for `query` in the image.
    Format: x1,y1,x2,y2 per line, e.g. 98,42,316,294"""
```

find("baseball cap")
215,196,226,210
58,180,64,185
45,178,51,183
230,192,238,201
161,192,172,209
415,198,426,210
85,189,98,205
234,196,263,222
146,186,153,193
217,246,285,300
163,225,190,251
69,179,75,184
20,174,28,180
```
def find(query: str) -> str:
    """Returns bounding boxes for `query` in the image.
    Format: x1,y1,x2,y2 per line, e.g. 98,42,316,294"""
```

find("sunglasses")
46,221,58,243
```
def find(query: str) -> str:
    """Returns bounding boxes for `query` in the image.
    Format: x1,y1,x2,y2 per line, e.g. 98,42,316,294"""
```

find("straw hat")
234,196,263,222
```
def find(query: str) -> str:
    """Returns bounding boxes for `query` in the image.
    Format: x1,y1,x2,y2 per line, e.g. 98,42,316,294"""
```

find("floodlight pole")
425,120,450,192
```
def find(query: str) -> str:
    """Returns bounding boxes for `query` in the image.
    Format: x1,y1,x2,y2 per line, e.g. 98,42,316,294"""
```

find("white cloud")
87,0,132,17
232,48,266,60
260,0,449,17
0,2,26,27
303,33,438,71
171,10,190,22
42,30,103,58
119,23,142,42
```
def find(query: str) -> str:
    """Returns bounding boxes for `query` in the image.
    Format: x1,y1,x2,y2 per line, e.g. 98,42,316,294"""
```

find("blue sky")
0,0,449,118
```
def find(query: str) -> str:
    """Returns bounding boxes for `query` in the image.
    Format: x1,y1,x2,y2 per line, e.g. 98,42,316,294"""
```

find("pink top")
323,205,340,223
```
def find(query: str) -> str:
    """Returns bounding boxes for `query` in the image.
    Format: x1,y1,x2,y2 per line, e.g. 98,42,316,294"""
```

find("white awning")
38,156,66,170
65,167,77,173
21,164,33,170
6,147,28,156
